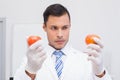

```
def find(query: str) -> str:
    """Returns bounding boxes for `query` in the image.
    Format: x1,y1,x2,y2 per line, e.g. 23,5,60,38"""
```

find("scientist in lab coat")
14,3,112,80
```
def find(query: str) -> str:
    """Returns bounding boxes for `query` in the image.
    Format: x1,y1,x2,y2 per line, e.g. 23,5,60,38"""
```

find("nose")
57,29,63,39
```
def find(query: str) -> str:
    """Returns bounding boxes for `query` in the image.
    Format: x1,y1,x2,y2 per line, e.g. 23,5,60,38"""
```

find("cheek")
48,31,54,36
47,32,54,41
64,31,70,38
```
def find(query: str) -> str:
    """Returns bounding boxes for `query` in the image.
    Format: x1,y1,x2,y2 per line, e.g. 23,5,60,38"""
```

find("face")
43,13,71,50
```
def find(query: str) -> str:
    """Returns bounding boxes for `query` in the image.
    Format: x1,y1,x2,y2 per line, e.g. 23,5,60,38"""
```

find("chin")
50,42,66,50
55,45,65,50
54,47,62,50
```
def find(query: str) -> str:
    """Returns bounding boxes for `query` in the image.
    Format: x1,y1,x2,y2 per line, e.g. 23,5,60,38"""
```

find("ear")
43,24,47,32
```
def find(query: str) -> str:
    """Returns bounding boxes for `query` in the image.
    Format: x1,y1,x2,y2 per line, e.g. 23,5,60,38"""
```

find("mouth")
55,40,65,44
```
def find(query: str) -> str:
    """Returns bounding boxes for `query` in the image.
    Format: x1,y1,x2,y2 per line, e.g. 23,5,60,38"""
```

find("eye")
62,26,69,30
51,26,58,30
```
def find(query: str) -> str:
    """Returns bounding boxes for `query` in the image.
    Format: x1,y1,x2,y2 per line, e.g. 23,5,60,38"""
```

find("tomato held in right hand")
85,34,100,45
27,35,41,46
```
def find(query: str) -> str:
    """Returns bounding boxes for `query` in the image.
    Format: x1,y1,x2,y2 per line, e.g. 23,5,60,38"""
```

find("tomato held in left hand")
27,35,41,46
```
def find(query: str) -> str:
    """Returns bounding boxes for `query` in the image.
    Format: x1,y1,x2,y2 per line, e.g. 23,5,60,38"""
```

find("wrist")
25,64,38,74
96,70,106,78
25,70,36,80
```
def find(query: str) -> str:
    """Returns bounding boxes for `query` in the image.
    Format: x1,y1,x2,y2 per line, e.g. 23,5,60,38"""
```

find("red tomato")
27,35,41,46
85,34,100,45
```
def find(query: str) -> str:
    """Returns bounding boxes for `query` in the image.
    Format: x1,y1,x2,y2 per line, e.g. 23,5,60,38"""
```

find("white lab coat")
14,44,112,80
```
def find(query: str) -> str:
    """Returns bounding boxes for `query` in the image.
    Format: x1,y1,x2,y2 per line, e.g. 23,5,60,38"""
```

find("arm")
94,69,112,80
14,63,36,80
14,65,32,80
25,40,47,79
14,40,47,80
84,38,112,80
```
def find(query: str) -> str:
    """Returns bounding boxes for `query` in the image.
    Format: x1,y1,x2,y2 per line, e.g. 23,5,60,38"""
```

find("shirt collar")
45,42,72,57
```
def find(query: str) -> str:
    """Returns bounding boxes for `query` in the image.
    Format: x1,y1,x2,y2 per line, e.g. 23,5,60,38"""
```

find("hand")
84,37,104,75
25,40,47,74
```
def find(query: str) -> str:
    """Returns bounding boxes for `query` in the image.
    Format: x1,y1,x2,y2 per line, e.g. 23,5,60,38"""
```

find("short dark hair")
43,4,71,24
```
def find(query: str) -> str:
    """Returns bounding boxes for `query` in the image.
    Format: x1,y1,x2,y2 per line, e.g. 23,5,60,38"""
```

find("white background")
0,0,120,80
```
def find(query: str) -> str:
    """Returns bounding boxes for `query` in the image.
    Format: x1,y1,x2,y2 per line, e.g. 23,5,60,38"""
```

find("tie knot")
53,50,63,58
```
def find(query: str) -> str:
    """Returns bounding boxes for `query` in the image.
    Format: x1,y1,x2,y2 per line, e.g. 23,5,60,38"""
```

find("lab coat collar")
45,42,72,57
44,42,73,80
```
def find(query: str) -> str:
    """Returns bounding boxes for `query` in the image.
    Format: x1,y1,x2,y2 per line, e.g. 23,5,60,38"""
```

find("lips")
55,40,65,44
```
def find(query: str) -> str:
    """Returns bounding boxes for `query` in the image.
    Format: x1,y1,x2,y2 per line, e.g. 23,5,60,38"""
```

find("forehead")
46,14,70,26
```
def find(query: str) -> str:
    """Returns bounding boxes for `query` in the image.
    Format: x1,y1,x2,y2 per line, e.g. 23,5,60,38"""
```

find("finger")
93,37,104,48
37,50,46,57
38,54,47,63
84,49,99,57
87,44,102,52
29,40,43,50
84,48,91,53
36,46,44,52
87,56,97,64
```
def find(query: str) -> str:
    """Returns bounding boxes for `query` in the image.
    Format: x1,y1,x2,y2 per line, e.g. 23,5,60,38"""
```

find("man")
14,4,112,80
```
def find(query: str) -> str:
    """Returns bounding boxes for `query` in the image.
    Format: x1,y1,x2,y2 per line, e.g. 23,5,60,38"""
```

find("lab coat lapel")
60,50,74,80
44,54,58,80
